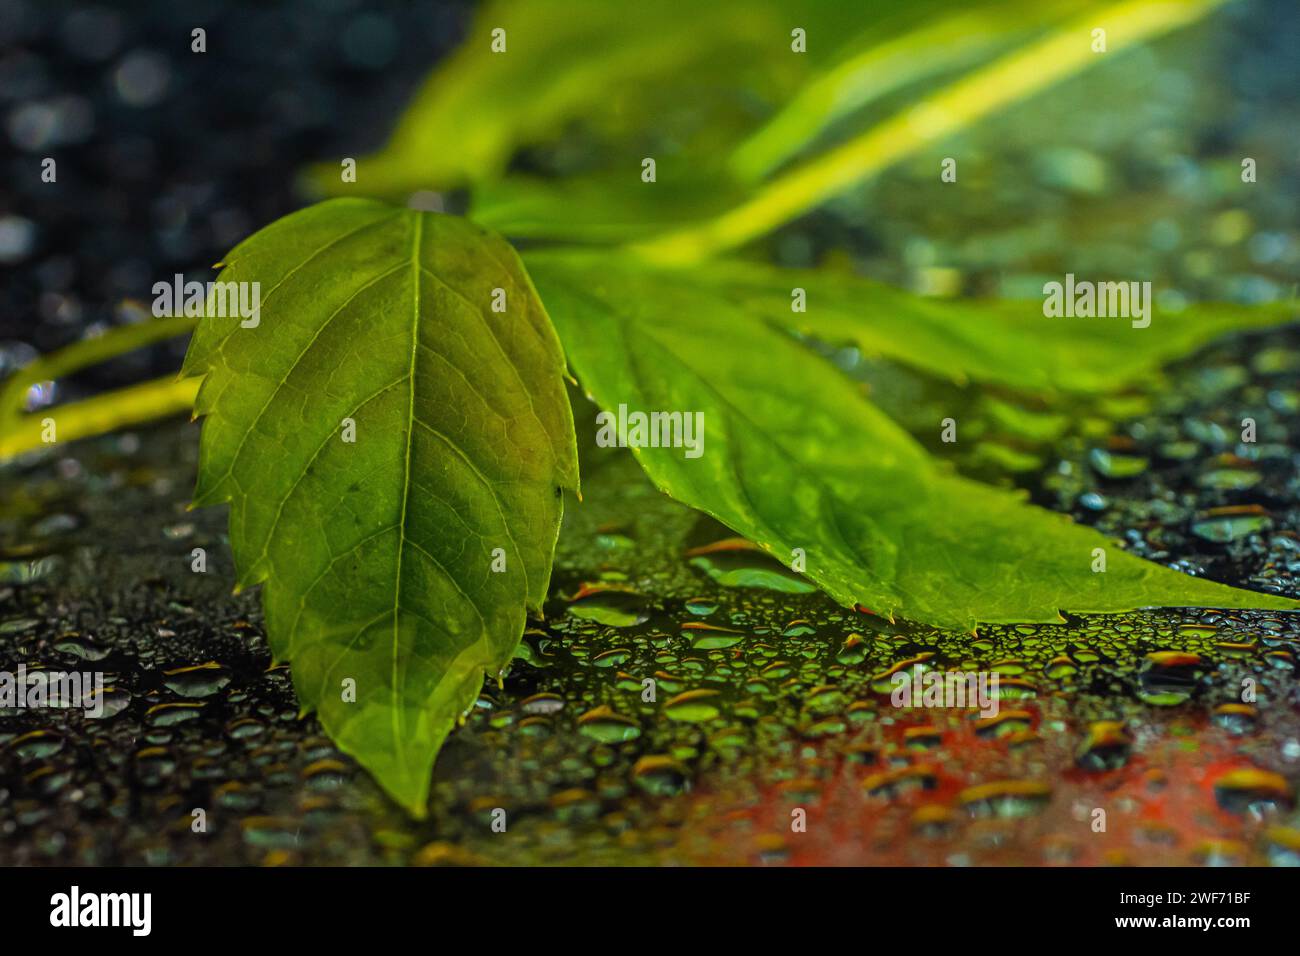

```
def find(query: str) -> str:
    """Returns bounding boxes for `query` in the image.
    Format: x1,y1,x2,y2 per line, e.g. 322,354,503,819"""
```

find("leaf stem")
0,316,198,462
729,9,1014,183
0,316,196,417
0,374,200,462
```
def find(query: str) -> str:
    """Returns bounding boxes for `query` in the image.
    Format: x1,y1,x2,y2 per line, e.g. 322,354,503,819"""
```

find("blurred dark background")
2,0,1298,406
0,0,470,393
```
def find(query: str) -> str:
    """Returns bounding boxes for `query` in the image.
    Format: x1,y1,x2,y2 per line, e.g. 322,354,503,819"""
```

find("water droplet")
1262,827,1300,866
85,685,131,720
632,755,690,796
685,538,814,593
578,705,641,743
1197,468,1260,491
161,662,230,698
684,598,718,616
9,730,64,760
958,780,1051,818
903,726,942,750
134,746,176,786
682,622,744,650
976,710,1034,739
520,693,565,715
240,816,301,849
1211,703,1257,735
52,633,110,661
663,689,721,723
1075,720,1131,770
1191,505,1272,543
862,765,936,799
1089,447,1149,479
912,804,956,838
566,584,649,627
1212,768,1291,817
147,701,204,727
1138,651,1201,706
302,758,350,791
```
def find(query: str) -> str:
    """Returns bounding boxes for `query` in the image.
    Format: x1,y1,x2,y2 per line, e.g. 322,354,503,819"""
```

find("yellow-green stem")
0,316,196,415
0,375,200,463
0,316,198,463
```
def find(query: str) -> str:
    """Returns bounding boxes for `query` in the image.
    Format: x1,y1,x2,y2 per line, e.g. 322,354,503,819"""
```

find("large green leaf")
183,198,578,815
639,258,1299,394
527,249,1298,630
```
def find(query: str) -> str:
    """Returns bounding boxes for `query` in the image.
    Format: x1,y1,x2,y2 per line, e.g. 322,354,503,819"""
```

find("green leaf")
183,198,578,815
527,249,1298,630
637,258,1299,394
460,0,1060,241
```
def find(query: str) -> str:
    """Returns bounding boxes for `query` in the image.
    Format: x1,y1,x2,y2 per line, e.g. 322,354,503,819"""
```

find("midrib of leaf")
391,208,424,765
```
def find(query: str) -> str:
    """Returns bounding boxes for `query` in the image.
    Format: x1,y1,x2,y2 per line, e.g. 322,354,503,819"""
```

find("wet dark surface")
1,0,1299,865
2,323,1299,864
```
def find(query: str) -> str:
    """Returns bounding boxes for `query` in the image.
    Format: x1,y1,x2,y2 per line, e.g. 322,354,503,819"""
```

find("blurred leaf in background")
311,0,1222,253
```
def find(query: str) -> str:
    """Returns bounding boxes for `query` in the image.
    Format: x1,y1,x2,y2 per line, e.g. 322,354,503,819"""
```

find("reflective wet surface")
2,0,1299,866
2,325,1299,865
